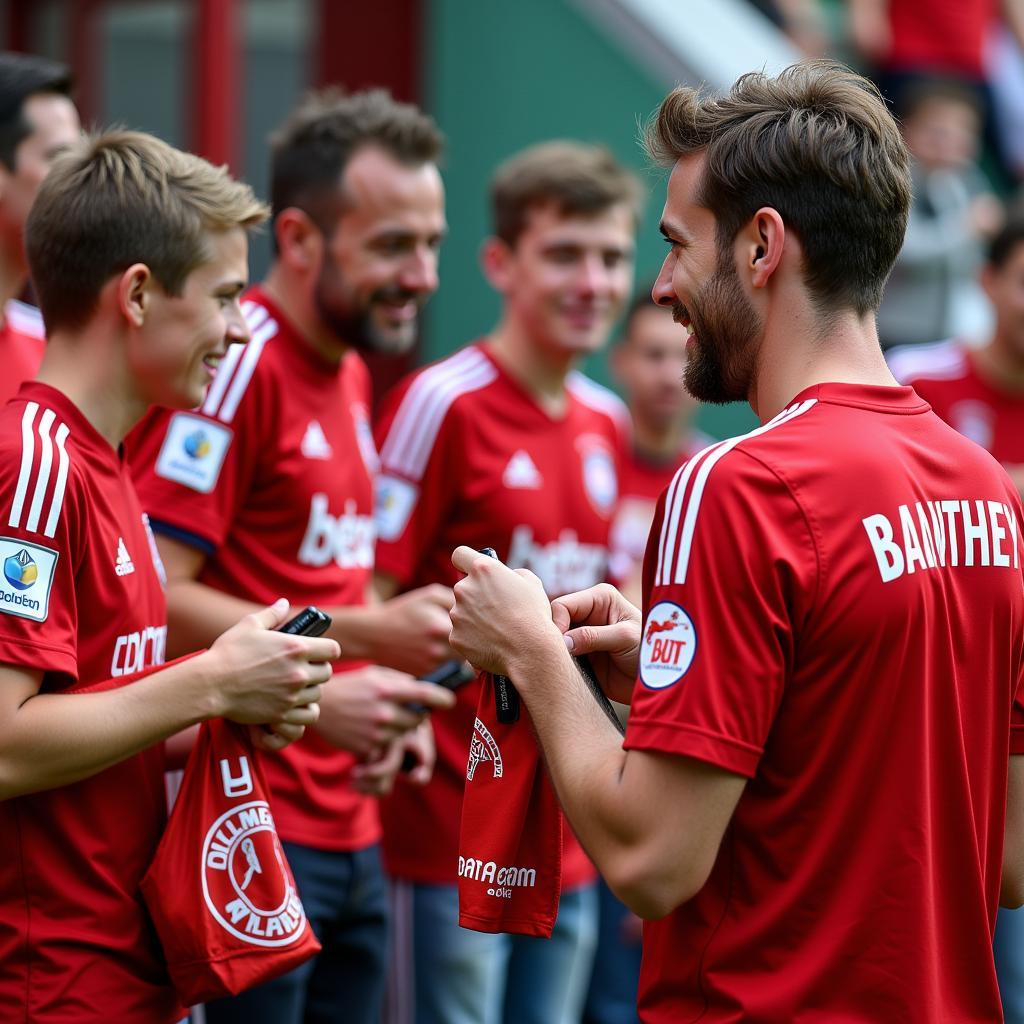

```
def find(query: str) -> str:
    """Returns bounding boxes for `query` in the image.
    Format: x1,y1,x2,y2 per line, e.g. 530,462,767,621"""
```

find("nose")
226,299,251,345
400,246,439,296
576,253,612,298
652,254,676,308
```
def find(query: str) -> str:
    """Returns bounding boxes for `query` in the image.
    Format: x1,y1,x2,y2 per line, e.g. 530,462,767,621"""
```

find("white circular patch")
639,600,696,689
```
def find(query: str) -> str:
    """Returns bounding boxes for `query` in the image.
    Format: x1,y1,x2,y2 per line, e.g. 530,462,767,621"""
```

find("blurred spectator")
606,292,711,608
0,52,78,405
876,78,1002,348
749,0,830,56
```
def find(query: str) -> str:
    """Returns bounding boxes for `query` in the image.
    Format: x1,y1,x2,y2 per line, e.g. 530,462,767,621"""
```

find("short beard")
677,246,762,405
314,263,420,356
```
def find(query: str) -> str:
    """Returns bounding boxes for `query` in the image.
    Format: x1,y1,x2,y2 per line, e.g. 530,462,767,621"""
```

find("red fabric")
625,383,1024,1021
458,673,562,937
0,300,45,408
0,382,179,1022
376,344,626,888
886,0,996,79
128,287,379,852
141,717,320,1005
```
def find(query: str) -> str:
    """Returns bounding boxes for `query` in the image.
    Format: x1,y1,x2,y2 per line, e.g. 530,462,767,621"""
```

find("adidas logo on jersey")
503,450,542,489
115,537,135,577
301,420,333,460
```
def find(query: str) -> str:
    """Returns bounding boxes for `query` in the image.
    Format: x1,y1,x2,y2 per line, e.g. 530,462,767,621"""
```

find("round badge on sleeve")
640,601,696,689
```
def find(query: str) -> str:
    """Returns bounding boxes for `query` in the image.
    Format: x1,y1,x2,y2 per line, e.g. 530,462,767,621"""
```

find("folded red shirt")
458,671,562,937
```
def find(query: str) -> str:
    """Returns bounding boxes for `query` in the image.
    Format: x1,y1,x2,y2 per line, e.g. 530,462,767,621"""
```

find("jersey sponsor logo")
114,536,135,577
374,474,419,542
576,434,617,517
202,798,307,948
507,525,607,596
154,412,233,494
949,400,994,451
640,600,696,689
862,498,1020,583
111,624,167,676
300,419,333,460
502,450,543,490
458,855,537,899
0,538,57,622
298,494,375,569
467,717,503,781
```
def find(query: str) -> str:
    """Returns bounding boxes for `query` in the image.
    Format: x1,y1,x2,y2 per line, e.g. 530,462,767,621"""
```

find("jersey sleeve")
0,427,83,679
373,371,459,587
624,449,817,778
125,353,271,553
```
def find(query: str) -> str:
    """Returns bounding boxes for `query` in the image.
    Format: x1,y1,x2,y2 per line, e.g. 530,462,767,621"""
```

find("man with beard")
446,62,1024,1022
127,90,456,1024
374,140,639,1024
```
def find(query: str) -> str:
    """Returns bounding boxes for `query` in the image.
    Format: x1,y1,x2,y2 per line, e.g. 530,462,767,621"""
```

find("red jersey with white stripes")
127,286,380,852
608,430,712,586
624,383,1024,1022
889,338,1024,466
0,299,45,408
375,342,627,887
0,382,178,1023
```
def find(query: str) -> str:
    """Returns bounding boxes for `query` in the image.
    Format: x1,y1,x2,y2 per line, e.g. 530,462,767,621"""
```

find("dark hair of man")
0,51,72,170
896,76,985,125
268,87,443,251
645,60,912,317
987,213,1024,271
616,285,666,345
491,141,643,247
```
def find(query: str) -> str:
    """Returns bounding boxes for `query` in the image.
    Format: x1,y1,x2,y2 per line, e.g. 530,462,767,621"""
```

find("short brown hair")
645,60,911,315
26,129,267,332
269,88,443,240
491,141,643,246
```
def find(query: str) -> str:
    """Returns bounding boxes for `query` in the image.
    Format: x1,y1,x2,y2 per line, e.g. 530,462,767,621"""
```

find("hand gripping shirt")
375,343,628,888
625,383,1024,1023
127,287,379,852
0,382,178,1023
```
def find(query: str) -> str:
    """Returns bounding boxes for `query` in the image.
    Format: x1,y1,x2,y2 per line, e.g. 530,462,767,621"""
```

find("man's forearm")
0,656,217,799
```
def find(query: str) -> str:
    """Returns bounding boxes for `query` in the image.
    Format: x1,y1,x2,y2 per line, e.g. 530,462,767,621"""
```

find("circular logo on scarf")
201,800,307,947
639,601,696,689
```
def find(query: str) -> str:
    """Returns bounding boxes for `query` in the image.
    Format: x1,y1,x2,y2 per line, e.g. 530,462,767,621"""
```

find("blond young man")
0,130,337,1023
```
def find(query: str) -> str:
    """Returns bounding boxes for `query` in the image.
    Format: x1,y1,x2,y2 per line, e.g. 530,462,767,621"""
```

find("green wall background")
421,0,758,440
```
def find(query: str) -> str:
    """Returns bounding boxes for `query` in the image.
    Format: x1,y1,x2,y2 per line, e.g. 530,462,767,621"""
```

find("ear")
480,236,514,293
274,207,324,274
741,207,785,290
117,263,151,327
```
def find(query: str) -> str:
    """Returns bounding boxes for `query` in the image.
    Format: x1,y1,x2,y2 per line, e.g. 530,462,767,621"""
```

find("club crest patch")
201,799,307,947
639,600,696,689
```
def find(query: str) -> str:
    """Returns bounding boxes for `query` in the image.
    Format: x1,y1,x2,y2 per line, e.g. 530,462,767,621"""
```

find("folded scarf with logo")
457,670,563,938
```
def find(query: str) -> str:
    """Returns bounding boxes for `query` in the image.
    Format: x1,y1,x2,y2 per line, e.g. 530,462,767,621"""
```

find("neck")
35,327,145,448
262,264,348,366
973,329,1024,393
631,415,691,460
748,293,895,421
486,315,575,415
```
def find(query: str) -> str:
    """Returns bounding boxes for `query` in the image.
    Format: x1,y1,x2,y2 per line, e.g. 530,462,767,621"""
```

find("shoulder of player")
886,338,967,386
195,298,283,427
3,299,45,340
0,399,83,541
378,344,498,476
566,370,631,434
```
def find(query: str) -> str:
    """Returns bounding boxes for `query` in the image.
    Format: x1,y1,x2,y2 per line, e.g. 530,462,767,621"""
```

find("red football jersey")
127,287,379,852
624,383,1024,1022
608,431,712,586
890,338,1024,466
887,0,995,78
375,343,627,888
0,382,178,1022
0,299,45,408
